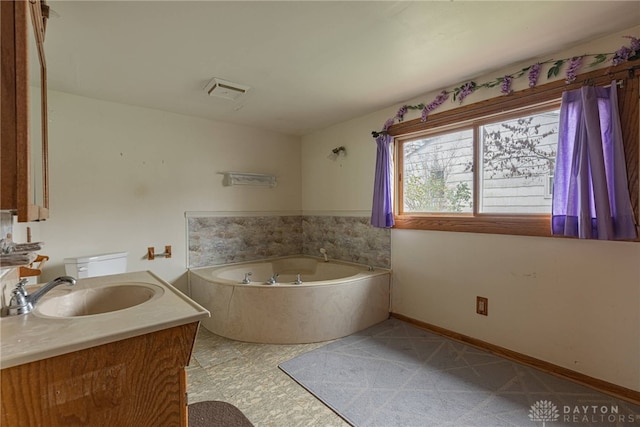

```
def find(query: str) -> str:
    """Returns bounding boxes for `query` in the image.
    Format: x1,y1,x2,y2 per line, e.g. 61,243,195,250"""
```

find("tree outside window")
403,130,473,213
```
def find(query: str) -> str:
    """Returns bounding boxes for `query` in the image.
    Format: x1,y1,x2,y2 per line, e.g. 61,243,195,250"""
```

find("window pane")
403,129,474,213
479,109,559,214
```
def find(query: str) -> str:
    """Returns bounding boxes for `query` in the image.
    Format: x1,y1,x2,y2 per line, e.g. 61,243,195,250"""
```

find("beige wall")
10,24,639,392
301,26,640,391
14,91,301,292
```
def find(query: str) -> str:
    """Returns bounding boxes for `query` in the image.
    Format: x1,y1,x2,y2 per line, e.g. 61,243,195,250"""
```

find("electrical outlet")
476,296,488,316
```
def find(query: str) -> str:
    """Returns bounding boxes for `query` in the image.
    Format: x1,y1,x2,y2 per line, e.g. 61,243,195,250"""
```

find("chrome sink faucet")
7,276,76,316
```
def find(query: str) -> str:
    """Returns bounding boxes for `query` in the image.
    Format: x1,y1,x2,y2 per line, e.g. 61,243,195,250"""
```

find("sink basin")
35,282,164,317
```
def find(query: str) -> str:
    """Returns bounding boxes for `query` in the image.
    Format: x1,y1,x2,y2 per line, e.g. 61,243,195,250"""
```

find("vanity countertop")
0,270,209,369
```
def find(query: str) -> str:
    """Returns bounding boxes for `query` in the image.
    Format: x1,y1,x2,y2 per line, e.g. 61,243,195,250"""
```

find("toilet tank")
64,252,129,278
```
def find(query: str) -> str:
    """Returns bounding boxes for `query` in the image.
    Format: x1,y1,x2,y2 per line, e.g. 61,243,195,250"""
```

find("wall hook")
329,146,346,160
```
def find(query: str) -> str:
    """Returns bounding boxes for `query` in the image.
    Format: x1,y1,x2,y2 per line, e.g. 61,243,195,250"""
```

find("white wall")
301,26,640,392
14,91,301,292
391,230,640,391
301,111,389,214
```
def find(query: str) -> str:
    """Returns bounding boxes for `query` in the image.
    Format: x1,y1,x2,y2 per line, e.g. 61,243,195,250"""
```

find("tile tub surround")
0,270,209,369
189,257,391,344
303,215,390,268
187,214,391,269
188,215,303,268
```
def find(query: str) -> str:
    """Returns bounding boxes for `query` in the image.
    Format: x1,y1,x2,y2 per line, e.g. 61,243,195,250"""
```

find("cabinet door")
0,0,49,222
1,323,198,426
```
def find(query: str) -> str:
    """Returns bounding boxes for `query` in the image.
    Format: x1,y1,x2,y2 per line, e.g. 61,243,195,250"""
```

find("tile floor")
187,325,640,427
187,326,349,427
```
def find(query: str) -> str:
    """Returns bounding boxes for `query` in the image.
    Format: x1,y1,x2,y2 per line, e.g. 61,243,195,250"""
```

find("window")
399,104,559,216
479,109,559,214
389,64,639,237
402,128,473,214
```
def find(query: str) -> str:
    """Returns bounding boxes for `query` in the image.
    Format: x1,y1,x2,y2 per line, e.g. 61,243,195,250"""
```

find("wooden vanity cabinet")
0,322,199,426
1,0,50,222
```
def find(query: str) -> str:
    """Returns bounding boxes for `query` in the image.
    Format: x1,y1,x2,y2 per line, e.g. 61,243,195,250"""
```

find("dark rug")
188,400,254,427
279,318,640,427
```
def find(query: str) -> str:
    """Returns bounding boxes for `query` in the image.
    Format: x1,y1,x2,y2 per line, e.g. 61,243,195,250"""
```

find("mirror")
0,0,48,221
28,9,44,211
23,0,49,221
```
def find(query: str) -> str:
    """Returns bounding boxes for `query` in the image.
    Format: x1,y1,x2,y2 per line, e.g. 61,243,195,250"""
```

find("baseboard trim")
390,313,640,406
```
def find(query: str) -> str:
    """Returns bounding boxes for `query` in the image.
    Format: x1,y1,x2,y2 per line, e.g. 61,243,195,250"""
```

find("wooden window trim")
391,63,640,238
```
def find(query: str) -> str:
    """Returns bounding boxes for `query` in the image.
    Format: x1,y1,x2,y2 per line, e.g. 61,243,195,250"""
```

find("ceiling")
45,1,640,136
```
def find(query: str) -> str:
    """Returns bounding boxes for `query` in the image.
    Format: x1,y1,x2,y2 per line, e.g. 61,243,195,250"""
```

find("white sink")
35,282,164,317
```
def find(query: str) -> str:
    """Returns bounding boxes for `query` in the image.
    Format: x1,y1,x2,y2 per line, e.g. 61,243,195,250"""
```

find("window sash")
398,102,560,217
401,127,475,214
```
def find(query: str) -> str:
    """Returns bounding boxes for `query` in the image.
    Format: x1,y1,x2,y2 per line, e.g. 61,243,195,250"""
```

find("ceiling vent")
204,77,250,100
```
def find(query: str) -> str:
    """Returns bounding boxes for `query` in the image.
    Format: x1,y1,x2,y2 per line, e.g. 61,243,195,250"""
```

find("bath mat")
188,400,254,427
279,318,640,427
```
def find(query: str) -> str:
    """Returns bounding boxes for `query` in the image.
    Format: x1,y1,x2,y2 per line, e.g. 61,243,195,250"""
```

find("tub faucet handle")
242,272,252,284
294,274,303,285
267,273,279,285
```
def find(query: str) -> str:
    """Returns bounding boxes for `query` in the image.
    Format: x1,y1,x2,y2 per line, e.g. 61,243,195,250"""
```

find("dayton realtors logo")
529,400,559,426
529,400,640,425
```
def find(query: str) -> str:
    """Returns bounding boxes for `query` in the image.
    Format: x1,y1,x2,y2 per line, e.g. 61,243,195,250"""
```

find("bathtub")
188,256,391,344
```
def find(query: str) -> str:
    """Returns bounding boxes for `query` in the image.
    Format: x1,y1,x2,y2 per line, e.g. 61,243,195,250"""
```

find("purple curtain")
552,82,637,240
371,134,395,228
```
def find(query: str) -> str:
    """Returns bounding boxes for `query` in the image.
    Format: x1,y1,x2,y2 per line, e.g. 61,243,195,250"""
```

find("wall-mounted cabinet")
1,0,49,222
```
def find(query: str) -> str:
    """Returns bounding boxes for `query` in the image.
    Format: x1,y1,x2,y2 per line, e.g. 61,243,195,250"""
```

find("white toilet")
64,252,128,279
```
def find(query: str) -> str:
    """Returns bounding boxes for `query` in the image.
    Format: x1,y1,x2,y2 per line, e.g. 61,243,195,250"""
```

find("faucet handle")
9,288,27,306
8,288,33,315
14,278,29,296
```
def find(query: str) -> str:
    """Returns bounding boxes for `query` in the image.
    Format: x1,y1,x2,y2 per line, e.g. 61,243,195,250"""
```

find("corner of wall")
186,212,391,269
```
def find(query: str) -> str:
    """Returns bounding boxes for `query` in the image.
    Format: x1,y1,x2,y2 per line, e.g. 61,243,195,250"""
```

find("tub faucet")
319,248,328,262
294,274,303,285
241,272,252,284
266,273,279,285
7,276,76,316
